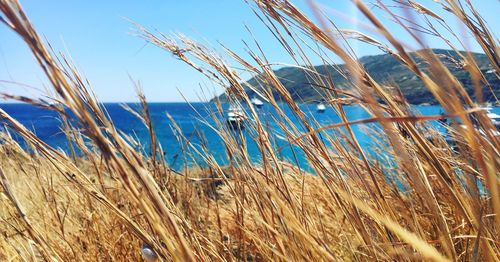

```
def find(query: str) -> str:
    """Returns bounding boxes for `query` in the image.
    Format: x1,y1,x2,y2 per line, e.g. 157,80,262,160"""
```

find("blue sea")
1,103,498,171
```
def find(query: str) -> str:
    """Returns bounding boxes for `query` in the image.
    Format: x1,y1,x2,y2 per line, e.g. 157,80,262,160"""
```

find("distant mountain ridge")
214,49,499,104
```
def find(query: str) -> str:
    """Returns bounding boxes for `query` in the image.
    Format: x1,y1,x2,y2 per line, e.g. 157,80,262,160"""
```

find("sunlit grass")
0,0,498,261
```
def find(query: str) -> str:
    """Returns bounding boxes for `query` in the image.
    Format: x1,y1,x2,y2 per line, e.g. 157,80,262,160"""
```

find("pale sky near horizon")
0,0,498,102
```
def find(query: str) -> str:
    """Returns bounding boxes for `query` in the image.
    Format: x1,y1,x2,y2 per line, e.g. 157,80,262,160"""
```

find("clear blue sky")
0,1,498,102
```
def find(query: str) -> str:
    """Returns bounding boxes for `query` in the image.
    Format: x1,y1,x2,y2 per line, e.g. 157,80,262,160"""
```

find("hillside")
215,49,499,104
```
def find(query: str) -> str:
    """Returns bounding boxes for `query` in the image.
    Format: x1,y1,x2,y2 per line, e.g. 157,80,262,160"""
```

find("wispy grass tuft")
0,0,498,261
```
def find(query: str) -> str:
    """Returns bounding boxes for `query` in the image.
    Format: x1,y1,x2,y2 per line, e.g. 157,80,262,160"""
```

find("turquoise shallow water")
0,103,498,171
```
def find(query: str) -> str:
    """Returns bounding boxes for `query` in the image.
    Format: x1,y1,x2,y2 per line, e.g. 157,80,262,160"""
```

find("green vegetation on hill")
216,49,499,104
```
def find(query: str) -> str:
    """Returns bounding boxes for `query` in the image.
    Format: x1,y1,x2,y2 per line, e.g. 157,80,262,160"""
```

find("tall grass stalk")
0,0,498,261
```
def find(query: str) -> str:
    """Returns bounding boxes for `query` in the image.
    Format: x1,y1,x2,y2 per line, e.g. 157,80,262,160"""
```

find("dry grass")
0,0,499,261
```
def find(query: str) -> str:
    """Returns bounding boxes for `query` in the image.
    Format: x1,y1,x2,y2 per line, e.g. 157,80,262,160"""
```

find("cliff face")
214,49,499,104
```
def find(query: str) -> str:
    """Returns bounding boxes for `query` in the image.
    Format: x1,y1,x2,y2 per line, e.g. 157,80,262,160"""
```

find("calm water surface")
1,103,498,171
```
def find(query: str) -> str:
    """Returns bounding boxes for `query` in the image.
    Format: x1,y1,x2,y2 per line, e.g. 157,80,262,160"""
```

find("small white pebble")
141,243,158,262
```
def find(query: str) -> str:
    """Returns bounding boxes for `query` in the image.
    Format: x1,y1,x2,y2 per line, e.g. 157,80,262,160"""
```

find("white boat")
251,97,264,108
226,104,246,128
316,102,326,113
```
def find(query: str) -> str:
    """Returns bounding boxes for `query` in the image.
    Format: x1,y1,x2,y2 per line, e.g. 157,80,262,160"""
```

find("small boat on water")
251,97,264,108
226,104,246,129
316,102,326,113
